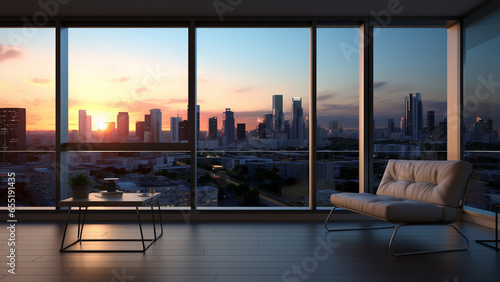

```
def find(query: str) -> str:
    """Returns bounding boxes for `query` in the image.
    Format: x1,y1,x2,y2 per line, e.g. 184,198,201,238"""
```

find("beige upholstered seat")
325,160,473,256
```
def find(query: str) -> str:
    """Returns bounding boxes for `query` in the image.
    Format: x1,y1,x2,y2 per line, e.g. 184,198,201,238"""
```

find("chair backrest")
377,160,472,208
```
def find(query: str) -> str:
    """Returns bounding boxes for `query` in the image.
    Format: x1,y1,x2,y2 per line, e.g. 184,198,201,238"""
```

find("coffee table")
59,192,163,252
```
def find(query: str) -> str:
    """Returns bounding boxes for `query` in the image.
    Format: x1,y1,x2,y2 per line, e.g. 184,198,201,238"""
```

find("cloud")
373,81,388,89
318,103,359,117
112,77,130,83
233,87,256,93
317,92,338,102
135,87,147,93
30,78,51,85
0,45,23,62
167,98,188,104
22,98,46,107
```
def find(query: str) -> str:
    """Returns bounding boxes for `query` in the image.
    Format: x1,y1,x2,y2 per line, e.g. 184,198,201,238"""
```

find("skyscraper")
144,114,152,143
208,117,218,140
387,119,395,133
222,108,235,145
291,97,304,140
170,116,182,143
265,113,273,139
403,93,423,140
272,94,285,136
486,119,494,133
427,111,435,134
135,121,145,142
117,112,129,141
0,108,26,150
237,123,246,140
150,109,162,143
179,120,189,141
104,122,116,142
78,110,91,142
474,116,486,142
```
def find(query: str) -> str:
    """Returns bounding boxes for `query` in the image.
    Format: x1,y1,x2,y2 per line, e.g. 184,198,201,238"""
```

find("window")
67,151,191,206
0,28,55,207
373,28,447,190
68,28,188,143
464,10,500,213
316,27,359,206
197,28,310,208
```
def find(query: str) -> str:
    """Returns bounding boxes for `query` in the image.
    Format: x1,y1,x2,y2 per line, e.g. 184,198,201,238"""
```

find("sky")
0,26,465,133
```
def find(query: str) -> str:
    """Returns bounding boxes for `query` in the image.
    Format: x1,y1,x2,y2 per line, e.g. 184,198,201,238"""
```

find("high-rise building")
170,116,182,143
150,109,162,143
387,119,395,133
179,120,189,141
117,112,129,141
135,121,145,142
403,93,423,140
237,123,246,140
474,116,486,142
258,122,266,139
486,119,494,133
208,117,218,140
291,97,304,140
222,108,235,145
284,120,291,139
0,108,26,150
78,110,91,142
272,94,285,135
427,111,435,134
104,122,116,142
265,114,273,139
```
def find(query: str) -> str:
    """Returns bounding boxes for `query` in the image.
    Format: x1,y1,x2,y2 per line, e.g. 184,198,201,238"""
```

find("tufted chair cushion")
376,160,472,208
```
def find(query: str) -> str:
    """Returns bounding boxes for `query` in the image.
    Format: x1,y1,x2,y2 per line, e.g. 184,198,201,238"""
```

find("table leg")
476,205,500,250
136,206,146,251
77,207,81,241
496,205,498,250
79,206,88,240
157,200,163,236
59,207,72,252
151,203,157,240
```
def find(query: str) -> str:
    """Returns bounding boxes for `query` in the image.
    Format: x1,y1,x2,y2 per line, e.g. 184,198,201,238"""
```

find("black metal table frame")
476,205,499,251
60,199,163,252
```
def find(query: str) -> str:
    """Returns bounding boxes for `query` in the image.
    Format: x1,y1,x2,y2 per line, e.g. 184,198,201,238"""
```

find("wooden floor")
0,219,499,282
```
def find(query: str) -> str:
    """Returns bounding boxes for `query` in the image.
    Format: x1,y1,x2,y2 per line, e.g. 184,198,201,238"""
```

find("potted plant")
69,173,92,199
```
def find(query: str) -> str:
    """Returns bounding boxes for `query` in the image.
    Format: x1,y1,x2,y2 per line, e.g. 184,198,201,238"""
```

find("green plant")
69,173,92,187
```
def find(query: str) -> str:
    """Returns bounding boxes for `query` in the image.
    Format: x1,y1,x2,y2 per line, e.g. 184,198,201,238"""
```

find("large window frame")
1,13,496,218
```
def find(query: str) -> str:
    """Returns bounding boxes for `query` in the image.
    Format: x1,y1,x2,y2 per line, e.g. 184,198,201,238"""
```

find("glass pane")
316,27,359,207
464,10,500,212
68,28,188,143
197,28,309,208
67,152,192,207
0,28,55,208
373,28,447,191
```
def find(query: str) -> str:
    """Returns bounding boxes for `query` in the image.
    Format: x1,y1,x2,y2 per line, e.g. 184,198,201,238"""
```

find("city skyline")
1,27,455,133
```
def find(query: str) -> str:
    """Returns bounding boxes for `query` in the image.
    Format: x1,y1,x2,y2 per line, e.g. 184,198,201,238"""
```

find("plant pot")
72,185,90,200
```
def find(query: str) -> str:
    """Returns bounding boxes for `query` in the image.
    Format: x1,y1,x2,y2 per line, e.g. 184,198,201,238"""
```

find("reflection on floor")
0,220,499,282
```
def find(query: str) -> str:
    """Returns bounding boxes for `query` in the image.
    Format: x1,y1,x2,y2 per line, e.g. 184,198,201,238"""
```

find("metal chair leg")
389,224,469,256
324,206,394,231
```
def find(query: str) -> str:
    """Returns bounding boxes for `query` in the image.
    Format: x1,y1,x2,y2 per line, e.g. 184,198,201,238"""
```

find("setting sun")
98,120,107,130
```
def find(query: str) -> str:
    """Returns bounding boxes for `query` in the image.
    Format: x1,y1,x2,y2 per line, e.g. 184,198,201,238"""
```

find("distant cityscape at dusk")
2,90,500,210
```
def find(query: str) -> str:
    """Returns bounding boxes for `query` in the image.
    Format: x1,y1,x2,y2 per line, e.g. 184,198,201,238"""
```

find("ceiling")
0,0,491,18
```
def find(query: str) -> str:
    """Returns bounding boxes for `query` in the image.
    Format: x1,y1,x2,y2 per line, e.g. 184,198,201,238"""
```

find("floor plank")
0,221,498,281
